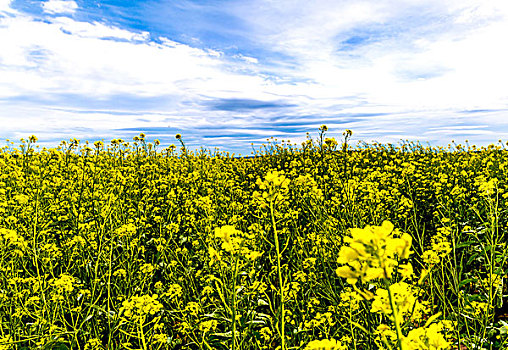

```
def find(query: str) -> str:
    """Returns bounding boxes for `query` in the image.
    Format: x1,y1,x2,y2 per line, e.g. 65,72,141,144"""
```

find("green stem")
139,318,148,350
270,200,285,350
107,238,113,343
349,306,357,350
32,184,49,332
232,256,239,350
384,278,403,350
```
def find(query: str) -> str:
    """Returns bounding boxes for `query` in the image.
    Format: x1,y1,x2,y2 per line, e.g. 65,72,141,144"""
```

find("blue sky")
1,0,508,154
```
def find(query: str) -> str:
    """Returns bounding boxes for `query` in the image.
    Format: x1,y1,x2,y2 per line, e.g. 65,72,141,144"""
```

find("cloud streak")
42,0,77,15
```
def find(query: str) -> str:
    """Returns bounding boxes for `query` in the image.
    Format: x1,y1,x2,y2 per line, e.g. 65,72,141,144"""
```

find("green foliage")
0,131,506,349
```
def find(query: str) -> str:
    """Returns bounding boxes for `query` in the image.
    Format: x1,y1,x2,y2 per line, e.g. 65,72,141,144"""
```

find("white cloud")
42,0,78,15
0,10,266,99
1,0,508,151
0,0,14,13
0,1,281,147
52,17,150,41
226,0,508,113
234,54,259,64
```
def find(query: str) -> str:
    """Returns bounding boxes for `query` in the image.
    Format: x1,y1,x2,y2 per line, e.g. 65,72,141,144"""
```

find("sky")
1,0,508,154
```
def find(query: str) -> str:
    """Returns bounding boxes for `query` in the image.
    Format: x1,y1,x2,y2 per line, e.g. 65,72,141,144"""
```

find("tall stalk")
231,256,239,350
384,278,404,350
270,200,286,350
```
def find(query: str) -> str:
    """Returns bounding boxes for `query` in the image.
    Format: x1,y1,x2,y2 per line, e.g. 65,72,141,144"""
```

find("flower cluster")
421,227,452,267
0,227,27,255
214,225,244,254
371,282,428,322
49,274,77,294
400,320,454,350
0,132,506,348
336,222,454,350
305,338,347,350
335,221,412,284
253,170,290,205
213,225,263,261
120,294,163,319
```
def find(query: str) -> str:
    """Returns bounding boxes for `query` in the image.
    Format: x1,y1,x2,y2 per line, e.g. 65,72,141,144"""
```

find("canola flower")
49,273,77,294
335,221,412,284
253,170,290,206
421,227,452,267
305,338,347,350
214,225,243,253
120,294,163,319
336,222,455,350
0,131,506,349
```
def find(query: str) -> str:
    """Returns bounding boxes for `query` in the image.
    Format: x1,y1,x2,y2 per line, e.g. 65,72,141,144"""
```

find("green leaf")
456,241,474,249
458,278,476,288
52,344,70,350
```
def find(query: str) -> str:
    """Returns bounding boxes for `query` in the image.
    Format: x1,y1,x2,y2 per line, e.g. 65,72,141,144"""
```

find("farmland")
0,128,507,349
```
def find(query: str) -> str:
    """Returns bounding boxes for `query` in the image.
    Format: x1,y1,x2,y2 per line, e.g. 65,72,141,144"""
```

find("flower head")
336,221,413,284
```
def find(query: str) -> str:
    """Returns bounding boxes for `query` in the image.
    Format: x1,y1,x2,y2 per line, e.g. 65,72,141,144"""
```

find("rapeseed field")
0,128,507,349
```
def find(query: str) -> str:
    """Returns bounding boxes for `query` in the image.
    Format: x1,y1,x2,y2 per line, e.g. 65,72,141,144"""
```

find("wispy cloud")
42,0,77,15
0,0,13,13
207,99,296,112
1,0,508,153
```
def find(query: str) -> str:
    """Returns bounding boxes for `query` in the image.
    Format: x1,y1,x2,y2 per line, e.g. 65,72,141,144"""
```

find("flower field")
0,128,507,349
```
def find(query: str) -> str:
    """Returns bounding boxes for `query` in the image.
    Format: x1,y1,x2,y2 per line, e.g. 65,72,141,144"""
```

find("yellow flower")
0,335,13,350
401,320,453,350
336,221,413,283
49,274,76,294
365,267,384,280
208,246,221,266
121,294,163,319
116,223,137,238
140,263,155,274
371,282,420,319
84,338,102,350
254,170,290,203
398,263,414,279
303,257,317,269
305,338,346,350
246,250,263,260
0,228,27,253
387,233,413,259
184,301,201,316
113,269,127,278
259,327,272,342
375,324,397,343
214,225,243,253
465,300,491,317
166,284,183,301
422,250,440,265
153,333,169,344
336,246,359,264
335,265,358,284
338,288,363,311
199,320,218,333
